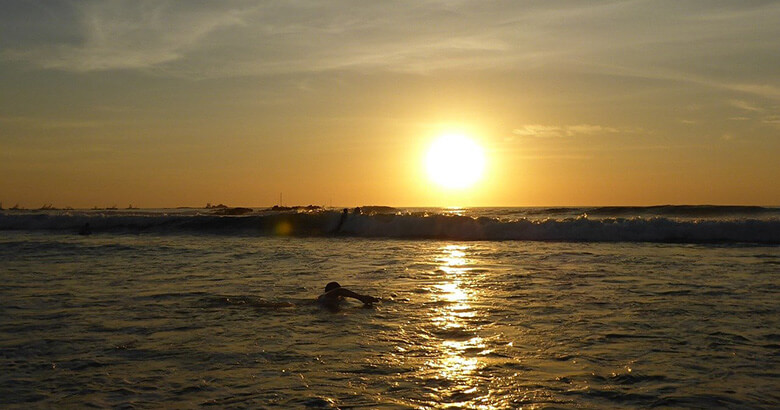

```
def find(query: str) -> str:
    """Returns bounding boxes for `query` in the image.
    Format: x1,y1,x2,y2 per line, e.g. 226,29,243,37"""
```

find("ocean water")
1,206,779,408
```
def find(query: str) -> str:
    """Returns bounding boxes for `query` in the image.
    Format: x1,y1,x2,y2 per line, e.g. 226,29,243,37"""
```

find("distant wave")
2,209,778,244
515,205,777,218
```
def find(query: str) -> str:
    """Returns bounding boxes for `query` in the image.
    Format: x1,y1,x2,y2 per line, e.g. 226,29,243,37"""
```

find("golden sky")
1,1,779,208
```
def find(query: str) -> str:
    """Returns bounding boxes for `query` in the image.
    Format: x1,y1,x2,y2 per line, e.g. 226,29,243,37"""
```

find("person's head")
324,281,341,293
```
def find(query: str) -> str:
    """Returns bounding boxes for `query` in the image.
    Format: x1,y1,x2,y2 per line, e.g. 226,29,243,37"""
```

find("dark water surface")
1,232,778,408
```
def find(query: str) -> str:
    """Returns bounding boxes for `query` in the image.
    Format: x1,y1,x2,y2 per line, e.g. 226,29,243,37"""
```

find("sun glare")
426,133,486,189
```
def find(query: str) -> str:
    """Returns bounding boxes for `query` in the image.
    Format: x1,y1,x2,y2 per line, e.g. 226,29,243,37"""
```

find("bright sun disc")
426,133,485,189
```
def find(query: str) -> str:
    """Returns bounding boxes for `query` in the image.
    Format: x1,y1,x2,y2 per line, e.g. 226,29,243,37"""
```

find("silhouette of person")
317,281,378,310
334,208,349,233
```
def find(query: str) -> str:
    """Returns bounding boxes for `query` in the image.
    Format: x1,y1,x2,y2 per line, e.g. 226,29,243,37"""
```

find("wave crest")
2,210,778,243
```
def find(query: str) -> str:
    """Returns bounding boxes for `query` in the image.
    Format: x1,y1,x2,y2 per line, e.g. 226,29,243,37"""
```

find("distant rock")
205,203,229,209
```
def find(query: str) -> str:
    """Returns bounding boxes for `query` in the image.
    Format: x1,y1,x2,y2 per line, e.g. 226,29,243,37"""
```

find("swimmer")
317,281,378,309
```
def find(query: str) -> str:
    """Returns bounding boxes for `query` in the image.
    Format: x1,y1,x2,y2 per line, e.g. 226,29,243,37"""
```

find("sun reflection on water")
426,244,497,407
415,244,554,409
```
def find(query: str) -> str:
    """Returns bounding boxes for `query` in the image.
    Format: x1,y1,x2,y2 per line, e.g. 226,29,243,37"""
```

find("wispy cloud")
2,1,249,72
512,124,623,138
763,115,780,128
730,99,764,112
724,84,780,101
517,154,593,161
2,0,778,88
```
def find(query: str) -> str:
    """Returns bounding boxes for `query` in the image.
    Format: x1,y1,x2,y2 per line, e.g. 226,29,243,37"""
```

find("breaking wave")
1,209,778,244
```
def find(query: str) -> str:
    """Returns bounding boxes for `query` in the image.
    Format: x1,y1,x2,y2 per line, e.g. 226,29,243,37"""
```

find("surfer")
334,208,349,233
318,281,378,310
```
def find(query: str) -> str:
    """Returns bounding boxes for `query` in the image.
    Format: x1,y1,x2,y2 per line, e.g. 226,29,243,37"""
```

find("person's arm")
327,287,379,304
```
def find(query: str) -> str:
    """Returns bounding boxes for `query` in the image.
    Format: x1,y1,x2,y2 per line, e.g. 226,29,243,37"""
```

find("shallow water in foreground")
1,232,778,408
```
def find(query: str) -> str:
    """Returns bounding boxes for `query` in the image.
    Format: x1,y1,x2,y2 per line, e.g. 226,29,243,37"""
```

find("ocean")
1,206,778,408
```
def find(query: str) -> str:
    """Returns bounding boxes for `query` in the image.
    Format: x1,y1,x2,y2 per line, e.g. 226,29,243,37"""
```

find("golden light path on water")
427,244,498,409
420,243,554,409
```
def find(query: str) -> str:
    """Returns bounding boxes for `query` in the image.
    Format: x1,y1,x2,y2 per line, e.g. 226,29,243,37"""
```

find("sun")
426,133,486,189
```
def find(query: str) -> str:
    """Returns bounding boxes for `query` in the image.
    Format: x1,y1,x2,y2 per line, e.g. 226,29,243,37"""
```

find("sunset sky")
2,1,779,208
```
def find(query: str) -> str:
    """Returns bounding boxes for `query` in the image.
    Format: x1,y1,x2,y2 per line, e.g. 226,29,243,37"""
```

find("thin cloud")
512,124,623,138
724,84,780,101
518,154,593,160
2,0,778,87
3,1,249,72
763,115,780,127
730,100,763,112
512,125,566,138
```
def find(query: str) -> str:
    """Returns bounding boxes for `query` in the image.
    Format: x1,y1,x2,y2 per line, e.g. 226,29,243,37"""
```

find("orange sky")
1,2,779,208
